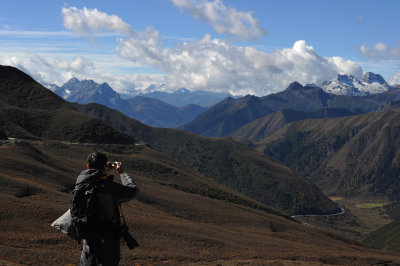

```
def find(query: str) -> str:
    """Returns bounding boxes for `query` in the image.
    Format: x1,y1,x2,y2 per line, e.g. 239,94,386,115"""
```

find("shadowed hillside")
74,102,340,215
1,140,399,265
0,66,133,144
230,108,361,142
258,106,400,200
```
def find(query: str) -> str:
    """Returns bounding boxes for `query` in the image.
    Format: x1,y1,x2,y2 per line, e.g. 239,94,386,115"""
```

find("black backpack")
70,181,104,243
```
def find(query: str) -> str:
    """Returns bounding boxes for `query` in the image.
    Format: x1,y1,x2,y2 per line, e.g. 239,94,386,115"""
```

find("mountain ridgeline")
134,87,234,108
319,72,391,96
51,78,206,128
182,81,400,138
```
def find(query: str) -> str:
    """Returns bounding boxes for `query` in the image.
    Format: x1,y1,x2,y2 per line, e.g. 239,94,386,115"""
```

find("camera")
120,224,139,250
106,161,116,169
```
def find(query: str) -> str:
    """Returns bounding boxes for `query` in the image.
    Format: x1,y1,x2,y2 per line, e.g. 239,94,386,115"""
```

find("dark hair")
87,152,108,170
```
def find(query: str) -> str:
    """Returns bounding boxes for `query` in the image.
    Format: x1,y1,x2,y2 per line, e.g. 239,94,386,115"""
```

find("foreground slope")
0,140,399,265
0,66,133,144
75,102,340,215
258,106,400,200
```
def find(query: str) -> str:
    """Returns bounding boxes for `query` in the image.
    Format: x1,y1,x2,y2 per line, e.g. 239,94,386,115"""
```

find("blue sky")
0,0,399,96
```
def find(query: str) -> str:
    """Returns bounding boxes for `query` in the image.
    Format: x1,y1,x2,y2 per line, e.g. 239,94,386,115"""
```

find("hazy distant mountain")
135,87,234,107
319,72,391,96
182,82,393,137
51,78,205,128
125,96,205,128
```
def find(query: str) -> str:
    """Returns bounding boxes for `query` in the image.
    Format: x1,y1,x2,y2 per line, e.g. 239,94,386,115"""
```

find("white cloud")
360,42,400,60
0,29,74,38
0,54,95,86
0,53,167,94
62,6,133,36
117,28,363,95
171,0,266,40
57,57,94,72
59,6,363,96
0,5,361,97
389,72,400,85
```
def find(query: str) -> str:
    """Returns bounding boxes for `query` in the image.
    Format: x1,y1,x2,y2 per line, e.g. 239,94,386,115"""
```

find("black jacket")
76,169,138,225
77,169,138,266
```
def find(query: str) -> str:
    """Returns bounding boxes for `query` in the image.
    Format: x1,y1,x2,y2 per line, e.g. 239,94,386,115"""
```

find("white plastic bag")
51,209,77,240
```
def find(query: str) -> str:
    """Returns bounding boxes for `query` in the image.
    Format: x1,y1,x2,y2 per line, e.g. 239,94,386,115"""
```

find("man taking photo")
73,152,139,266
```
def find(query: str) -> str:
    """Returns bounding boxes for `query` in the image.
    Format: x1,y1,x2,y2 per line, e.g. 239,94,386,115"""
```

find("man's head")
87,152,108,170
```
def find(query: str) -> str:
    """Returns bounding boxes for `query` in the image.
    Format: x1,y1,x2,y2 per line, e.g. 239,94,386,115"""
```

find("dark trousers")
80,231,121,266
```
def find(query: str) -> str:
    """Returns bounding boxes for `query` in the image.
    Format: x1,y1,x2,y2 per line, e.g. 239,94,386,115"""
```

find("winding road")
291,207,345,218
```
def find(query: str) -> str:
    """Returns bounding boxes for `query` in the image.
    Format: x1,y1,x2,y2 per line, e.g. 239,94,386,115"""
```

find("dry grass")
0,141,399,265
294,197,394,242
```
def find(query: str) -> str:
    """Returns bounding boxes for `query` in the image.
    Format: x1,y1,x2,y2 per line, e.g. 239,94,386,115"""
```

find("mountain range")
130,87,234,107
2,65,340,215
182,81,400,137
49,78,206,128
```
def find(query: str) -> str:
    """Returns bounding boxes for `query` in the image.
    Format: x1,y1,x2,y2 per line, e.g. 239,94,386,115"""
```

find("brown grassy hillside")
259,106,400,200
0,140,399,265
74,103,340,215
230,108,361,142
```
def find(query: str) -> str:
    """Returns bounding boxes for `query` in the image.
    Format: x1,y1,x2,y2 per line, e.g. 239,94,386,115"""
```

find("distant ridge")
230,108,361,142
51,78,205,128
134,87,234,107
182,82,397,137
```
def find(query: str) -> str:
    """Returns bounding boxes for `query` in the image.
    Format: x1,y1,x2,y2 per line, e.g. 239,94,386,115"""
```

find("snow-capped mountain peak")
319,72,391,96
361,72,388,85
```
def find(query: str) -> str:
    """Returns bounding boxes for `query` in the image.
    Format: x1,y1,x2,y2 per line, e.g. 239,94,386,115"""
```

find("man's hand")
113,161,125,175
